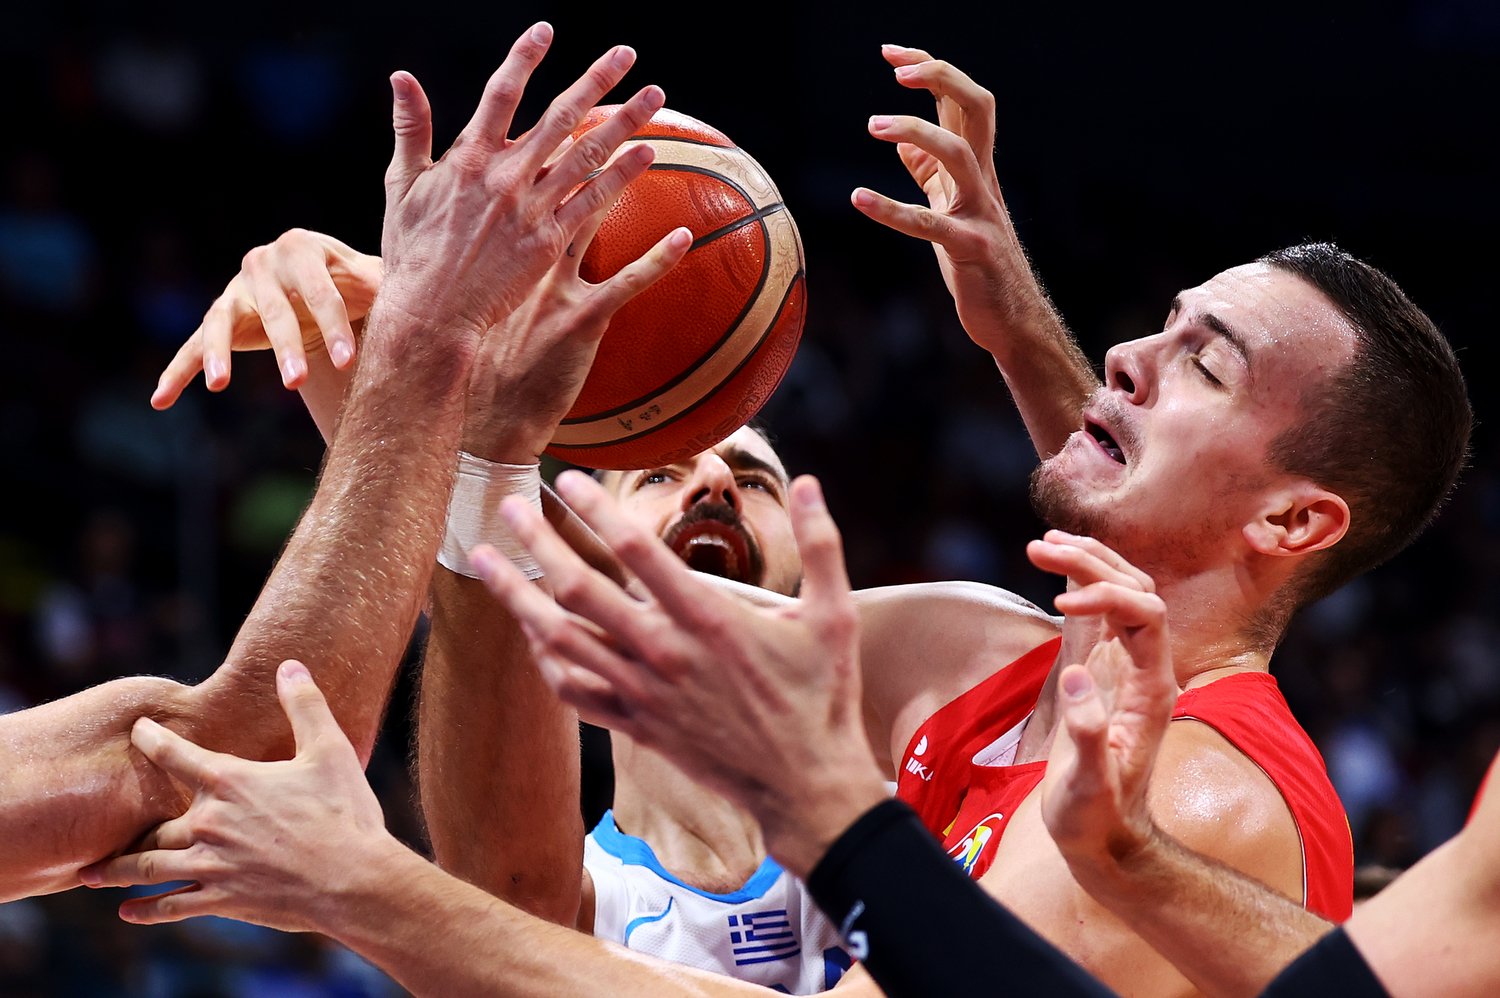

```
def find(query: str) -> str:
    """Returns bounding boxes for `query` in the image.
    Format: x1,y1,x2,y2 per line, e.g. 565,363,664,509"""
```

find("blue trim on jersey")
623,897,674,945
591,810,787,903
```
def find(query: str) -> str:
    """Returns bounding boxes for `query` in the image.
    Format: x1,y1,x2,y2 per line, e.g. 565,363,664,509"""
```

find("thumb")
385,71,433,199
788,476,853,615
276,660,340,757
1058,662,1109,777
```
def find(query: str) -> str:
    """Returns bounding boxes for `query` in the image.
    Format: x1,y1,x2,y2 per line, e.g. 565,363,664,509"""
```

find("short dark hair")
1261,242,1471,607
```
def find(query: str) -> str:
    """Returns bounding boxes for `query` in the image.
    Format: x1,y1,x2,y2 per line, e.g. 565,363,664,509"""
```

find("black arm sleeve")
805,798,1116,998
1259,926,1389,998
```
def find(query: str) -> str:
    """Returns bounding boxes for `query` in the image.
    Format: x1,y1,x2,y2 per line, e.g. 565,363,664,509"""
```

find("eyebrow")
1169,294,1253,369
719,445,791,486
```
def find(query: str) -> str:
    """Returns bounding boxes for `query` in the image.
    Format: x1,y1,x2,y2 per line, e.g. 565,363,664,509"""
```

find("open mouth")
662,513,760,585
1085,419,1126,464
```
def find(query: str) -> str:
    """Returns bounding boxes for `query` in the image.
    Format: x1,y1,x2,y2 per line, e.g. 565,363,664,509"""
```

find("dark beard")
660,502,766,587
1028,459,1108,539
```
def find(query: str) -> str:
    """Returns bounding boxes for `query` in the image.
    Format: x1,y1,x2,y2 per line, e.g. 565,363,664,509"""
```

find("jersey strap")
895,636,1061,838
1173,672,1354,922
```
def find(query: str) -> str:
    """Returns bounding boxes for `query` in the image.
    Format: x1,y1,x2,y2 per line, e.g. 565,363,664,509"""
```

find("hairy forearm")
992,322,1098,459
956,244,1098,459
327,839,775,998
1072,829,1332,998
418,567,584,924
0,677,195,899
190,302,474,765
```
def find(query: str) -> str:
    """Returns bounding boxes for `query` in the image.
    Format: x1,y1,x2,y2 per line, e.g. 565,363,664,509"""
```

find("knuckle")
549,571,589,607
571,134,613,171
486,79,522,112
610,526,657,562
240,246,264,271
301,285,337,311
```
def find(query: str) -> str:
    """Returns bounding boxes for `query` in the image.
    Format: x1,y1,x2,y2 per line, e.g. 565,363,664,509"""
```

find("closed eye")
1193,357,1223,387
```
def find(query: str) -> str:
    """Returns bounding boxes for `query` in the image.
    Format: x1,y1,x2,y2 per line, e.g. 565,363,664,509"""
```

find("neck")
1020,565,1277,763
609,738,769,893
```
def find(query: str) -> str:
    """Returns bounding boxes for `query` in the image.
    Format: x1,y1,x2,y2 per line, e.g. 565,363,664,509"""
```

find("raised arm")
0,21,666,903
853,47,1099,456
418,209,689,923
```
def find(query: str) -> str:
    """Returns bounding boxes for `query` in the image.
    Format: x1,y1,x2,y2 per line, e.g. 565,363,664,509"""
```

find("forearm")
807,800,1113,998
418,566,584,923
191,301,474,765
958,245,1098,458
327,839,777,998
990,315,1099,458
297,341,356,445
0,677,195,899
1070,829,1332,998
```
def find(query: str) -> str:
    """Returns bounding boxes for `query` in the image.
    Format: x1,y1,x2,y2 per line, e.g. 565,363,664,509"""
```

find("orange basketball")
544,106,807,470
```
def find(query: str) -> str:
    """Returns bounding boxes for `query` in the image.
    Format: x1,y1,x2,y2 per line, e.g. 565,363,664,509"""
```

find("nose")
1103,337,1153,405
681,454,739,512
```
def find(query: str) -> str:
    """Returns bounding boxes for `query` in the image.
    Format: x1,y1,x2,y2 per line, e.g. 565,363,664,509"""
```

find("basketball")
543,106,807,471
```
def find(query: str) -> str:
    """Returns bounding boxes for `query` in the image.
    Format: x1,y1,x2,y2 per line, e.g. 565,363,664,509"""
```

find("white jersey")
584,811,850,994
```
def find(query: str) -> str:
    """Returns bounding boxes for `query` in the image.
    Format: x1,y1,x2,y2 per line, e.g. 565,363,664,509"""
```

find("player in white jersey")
154,231,849,992
585,811,849,993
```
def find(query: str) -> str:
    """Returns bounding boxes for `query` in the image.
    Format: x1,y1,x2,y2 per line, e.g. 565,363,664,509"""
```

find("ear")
1243,486,1350,557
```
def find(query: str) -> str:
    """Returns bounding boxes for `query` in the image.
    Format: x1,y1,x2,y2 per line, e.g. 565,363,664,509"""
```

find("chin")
1028,461,1110,539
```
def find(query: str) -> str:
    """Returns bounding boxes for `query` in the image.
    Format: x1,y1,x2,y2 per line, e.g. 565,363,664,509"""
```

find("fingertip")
554,468,593,499
530,21,553,45
666,226,692,251
278,659,311,685
791,475,826,511
468,544,500,580
280,355,306,388
390,71,413,101
1061,665,1092,701
330,338,355,368
131,716,163,751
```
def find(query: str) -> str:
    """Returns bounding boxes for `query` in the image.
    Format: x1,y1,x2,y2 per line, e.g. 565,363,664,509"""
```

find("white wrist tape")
437,452,544,580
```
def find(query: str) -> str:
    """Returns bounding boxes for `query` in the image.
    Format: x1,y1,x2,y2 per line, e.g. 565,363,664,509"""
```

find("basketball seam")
631,135,738,149
549,270,805,454
561,209,778,425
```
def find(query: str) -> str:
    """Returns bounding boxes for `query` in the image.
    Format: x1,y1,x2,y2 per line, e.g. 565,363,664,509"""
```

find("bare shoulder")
854,582,1061,770
1149,719,1304,901
854,580,1060,655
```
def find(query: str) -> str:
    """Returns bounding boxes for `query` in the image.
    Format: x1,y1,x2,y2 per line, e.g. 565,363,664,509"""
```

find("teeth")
686,535,731,550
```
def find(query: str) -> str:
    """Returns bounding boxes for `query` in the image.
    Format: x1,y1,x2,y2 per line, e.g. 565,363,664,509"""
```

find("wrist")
361,296,484,374
310,830,415,938
1059,817,1163,902
761,762,889,880
437,452,544,580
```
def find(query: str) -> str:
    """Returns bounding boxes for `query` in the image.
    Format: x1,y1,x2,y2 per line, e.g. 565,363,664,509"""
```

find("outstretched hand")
151,229,381,409
374,24,664,342
1027,530,1178,879
471,471,888,877
461,208,692,465
852,46,1065,360
79,661,401,933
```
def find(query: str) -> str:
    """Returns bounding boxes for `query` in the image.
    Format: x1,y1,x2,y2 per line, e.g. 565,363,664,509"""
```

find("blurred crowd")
4,4,1497,995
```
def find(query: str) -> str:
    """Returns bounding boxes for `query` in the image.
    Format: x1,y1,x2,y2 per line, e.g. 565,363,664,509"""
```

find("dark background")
3,1,1498,994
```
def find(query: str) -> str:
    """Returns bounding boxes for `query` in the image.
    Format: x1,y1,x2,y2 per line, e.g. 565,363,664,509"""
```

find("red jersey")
895,644,1354,923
